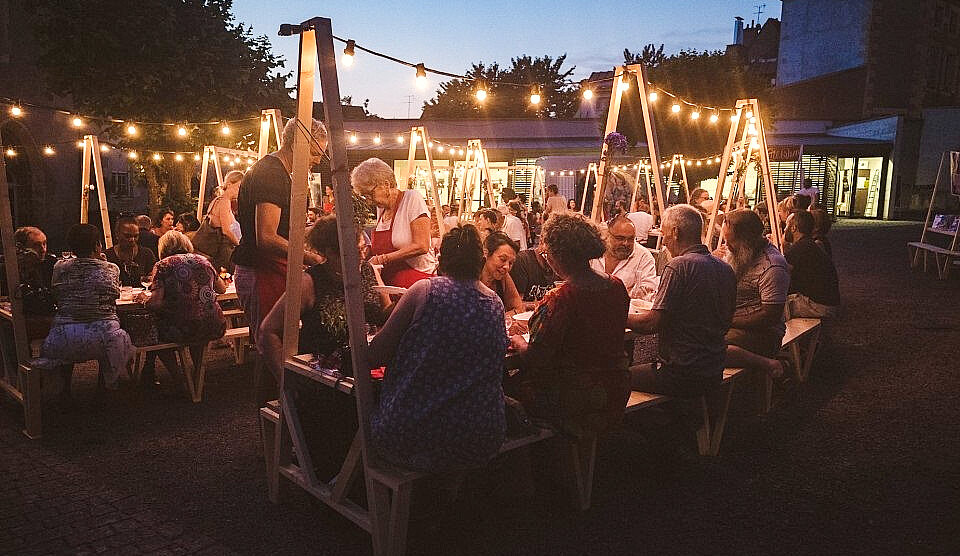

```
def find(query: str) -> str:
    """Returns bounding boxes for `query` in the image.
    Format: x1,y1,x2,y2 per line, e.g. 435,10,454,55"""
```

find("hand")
509,334,528,353
371,253,391,266
713,244,728,259
134,292,149,304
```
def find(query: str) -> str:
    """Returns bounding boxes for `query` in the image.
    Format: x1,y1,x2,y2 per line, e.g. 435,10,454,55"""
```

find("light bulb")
223,155,230,162
397,134,404,144
349,134,358,144
697,160,702,166
458,148,464,156
194,153,201,161
126,124,138,136
448,147,455,154
618,79,629,92
671,103,681,113
530,92,541,105
76,140,85,148
152,153,161,161
415,64,427,88
715,156,721,162
128,151,138,160
373,134,381,144
686,160,692,166
100,144,110,152
582,88,593,100
691,111,700,120
580,169,585,174
10,106,23,117
177,126,188,137
221,123,231,135
71,116,83,127
229,161,236,167
648,92,658,102
342,40,355,67
746,111,754,119
709,113,719,123
175,153,184,162
5,148,16,157
43,146,55,156
475,88,487,101
730,114,738,123
261,118,270,131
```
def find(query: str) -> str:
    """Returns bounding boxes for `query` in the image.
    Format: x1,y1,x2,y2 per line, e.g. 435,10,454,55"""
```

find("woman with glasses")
352,158,436,288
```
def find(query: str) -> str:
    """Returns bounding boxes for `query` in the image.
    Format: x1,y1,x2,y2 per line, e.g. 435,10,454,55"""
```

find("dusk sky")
231,0,781,118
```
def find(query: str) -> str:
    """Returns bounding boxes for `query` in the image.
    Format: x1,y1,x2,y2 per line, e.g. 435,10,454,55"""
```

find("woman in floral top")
142,230,226,388
508,214,630,438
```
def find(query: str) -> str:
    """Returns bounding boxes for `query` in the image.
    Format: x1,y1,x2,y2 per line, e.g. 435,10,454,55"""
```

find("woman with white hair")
352,157,436,288
141,230,227,391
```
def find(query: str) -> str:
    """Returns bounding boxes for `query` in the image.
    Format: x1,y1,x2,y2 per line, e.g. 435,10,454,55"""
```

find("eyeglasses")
610,234,635,243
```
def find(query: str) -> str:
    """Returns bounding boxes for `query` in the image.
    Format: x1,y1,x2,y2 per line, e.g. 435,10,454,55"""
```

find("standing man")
232,117,328,342
590,216,658,298
627,205,736,396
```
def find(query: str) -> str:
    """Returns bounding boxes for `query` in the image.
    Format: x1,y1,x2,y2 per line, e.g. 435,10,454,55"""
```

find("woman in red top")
509,214,630,437
352,158,436,288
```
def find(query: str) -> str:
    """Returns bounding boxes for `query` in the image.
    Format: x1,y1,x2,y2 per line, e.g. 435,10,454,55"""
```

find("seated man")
1,227,57,338
719,209,789,377
626,197,654,242
783,210,840,318
628,205,736,396
105,216,157,287
510,242,558,303
473,208,502,242
590,216,658,299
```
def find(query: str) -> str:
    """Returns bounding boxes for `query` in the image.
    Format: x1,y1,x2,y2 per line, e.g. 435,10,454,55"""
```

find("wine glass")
141,274,153,291
61,250,74,259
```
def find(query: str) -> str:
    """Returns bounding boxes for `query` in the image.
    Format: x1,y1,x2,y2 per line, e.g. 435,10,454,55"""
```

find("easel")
677,155,691,201
908,151,960,278
589,64,667,224
705,99,782,251
0,128,41,438
458,139,496,218
258,108,284,158
528,166,545,209
579,163,600,213
79,135,113,249
196,145,260,220
401,126,446,235
629,160,652,211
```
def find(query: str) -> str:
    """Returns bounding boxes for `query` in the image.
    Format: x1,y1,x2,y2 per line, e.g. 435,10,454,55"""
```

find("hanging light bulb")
43,146,55,156
746,110,754,119
648,91,658,102
9,105,23,117
696,160,702,166
177,125,188,137
448,147,455,154
671,103,681,113
413,133,420,143
194,153,201,161
126,123,138,136
71,116,83,128
220,122,231,135
415,63,428,88
152,153,162,161
715,156,721,162
373,134,381,145
582,87,593,100
457,148,464,156
730,113,738,123
128,151,138,160
397,134,404,144
100,144,110,152
76,140,85,148
475,85,488,102
261,117,270,131
709,112,719,123
349,133,358,144
580,169,586,174
4,148,16,157
229,160,236,167
618,76,630,92
530,86,542,105
174,153,184,162
342,39,355,67
691,110,701,120
223,155,230,162
686,160,692,166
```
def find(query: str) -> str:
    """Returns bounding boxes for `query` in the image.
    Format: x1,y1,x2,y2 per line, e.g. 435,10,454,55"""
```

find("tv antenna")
754,3,766,21
403,94,415,118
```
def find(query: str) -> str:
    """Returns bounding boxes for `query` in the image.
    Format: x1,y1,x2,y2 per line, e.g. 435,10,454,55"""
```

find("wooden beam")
590,66,624,222
403,128,418,190
631,63,667,221
706,106,743,246
752,99,783,251
80,139,92,224
197,147,212,220
678,155,690,201
418,127,447,236
89,136,112,249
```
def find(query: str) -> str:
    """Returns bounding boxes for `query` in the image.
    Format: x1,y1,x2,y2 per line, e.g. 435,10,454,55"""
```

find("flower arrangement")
604,132,629,154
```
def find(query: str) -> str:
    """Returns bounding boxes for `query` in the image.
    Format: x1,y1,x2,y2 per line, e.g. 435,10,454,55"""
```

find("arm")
257,273,315,379
372,215,430,266
634,247,659,299
502,272,524,314
731,303,784,329
367,279,430,367
213,198,240,246
255,202,322,265
213,274,227,294
627,308,663,334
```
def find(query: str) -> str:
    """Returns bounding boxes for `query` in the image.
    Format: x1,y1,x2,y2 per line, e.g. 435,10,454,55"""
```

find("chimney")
733,17,744,45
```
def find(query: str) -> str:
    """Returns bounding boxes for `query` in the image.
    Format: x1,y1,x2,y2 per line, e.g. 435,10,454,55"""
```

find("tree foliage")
422,55,578,119
28,0,293,212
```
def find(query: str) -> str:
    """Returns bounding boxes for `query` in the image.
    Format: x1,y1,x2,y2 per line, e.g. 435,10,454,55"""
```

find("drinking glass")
61,250,74,259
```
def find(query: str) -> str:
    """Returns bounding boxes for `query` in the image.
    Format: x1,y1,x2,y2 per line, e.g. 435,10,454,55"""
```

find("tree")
624,44,665,68
28,0,293,214
422,55,578,119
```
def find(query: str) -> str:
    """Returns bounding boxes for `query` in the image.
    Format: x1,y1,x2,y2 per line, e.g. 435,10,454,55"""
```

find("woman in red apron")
358,159,436,288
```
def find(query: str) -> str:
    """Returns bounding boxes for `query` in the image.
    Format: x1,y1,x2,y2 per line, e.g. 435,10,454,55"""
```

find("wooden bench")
132,326,249,402
624,367,746,457
908,241,960,279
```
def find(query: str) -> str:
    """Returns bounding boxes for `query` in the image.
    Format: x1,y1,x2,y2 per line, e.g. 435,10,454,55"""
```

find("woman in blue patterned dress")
367,224,508,472
141,230,226,389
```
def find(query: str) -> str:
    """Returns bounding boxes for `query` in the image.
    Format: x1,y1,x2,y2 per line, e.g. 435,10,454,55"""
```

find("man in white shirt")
590,216,658,298
442,205,461,230
626,197,654,242
497,187,518,216
501,200,528,250
797,178,819,207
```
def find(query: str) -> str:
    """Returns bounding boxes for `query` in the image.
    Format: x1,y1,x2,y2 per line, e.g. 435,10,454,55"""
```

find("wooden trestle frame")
457,139,496,218
589,64,667,224
705,98,782,251
401,126,446,235
79,135,113,249
579,163,600,213
0,130,41,438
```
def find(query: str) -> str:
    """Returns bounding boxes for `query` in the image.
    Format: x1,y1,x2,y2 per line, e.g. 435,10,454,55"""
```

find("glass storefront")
836,157,885,218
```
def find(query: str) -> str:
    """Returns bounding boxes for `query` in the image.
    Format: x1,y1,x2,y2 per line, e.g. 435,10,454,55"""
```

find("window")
111,171,130,197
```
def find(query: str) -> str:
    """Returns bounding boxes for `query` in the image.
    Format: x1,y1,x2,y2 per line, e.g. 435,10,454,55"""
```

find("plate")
512,311,534,322
373,285,408,296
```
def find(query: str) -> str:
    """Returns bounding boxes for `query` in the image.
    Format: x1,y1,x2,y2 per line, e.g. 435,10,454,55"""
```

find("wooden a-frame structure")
79,135,113,249
457,139,496,218
908,151,960,279
589,64,668,223
579,163,600,214
705,99,782,251
196,108,283,220
401,126,446,235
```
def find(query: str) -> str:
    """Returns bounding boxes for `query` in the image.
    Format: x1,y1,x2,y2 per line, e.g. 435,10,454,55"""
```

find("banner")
951,151,960,197
768,145,803,162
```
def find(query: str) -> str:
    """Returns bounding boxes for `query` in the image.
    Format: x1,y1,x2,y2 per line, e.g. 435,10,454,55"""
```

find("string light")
152,153,162,161
648,92,658,102
76,140,84,148
71,116,83,128
709,112,719,123
415,64,428,88
582,88,593,100
530,87,542,105
126,123,138,136
128,151,138,160
475,85,488,102
349,133,358,143
342,39,355,67
174,153,184,162
43,146,55,156
690,110,700,120
220,122,231,135
5,148,16,157
618,76,630,92
261,118,270,131
397,134,404,144
177,125,188,137
100,144,110,152
373,134,381,144
9,105,22,117
714,156,721,162
671,103,681,113
194,153,201,161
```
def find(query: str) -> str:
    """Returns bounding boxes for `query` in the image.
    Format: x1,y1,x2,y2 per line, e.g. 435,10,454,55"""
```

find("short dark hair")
14,226,43,249
476,208,501,227
176,212,200,232
501,187,517,201
306,214,340,254
438,224,484,280
67,224,102,258
793,194,811,210
810,208,831,237
484,231,519,257
541,213,605,272
507,199,524,216
307,207,322,217
156,208,175,223
792,209,815,235
725,209,766,251
546,184,558,194
114,216,138,235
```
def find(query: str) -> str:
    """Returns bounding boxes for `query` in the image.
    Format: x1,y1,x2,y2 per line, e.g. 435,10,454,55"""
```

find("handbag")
191,211,234,272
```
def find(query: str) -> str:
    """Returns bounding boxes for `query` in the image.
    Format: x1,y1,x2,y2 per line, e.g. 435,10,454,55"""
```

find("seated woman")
480,232,524,315
507,214,630,438
141,230,226,389
41,224,134,402
367,224,508,472
351,158,436,288
258,214,388,380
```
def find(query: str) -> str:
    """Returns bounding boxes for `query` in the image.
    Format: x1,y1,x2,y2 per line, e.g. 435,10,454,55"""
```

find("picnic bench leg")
280,388,320,488
387,481,414,556
695,396,712,456
190,344,209,402
708,381,736,456
789,341,805,383
758,370,773,415
19,364,41,439
800,327,821,381
268,396,292,504
562,436,598,510
175,347,198,402
332,433,363,503
259,407,278,495
367,478,393,556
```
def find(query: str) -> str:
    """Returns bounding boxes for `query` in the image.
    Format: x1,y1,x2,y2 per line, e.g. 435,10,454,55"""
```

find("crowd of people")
2,115,842,477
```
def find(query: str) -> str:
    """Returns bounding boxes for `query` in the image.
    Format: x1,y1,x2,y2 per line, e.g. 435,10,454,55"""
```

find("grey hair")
135,214,152,229
158,230,194,259
223,170,244,186
281,117,327,150
14,226,43,248
351,158,397,195
662,204,703,243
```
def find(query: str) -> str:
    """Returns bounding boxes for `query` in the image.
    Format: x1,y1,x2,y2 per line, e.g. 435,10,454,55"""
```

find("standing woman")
193,170,243,271
352,158,436,288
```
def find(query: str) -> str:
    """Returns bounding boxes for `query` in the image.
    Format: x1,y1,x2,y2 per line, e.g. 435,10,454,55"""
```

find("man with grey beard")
718,209,789,378
590,216,658,298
